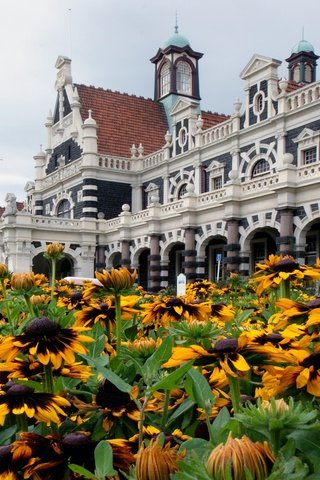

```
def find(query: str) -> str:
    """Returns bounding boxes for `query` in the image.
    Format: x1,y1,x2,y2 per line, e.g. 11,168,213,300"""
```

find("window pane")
176,61,192,94
57,199,71,218
304,147,317,165
252,159,270,177
160,63,170,97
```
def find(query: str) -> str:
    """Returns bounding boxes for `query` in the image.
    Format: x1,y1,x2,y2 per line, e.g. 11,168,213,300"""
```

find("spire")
174,12,178,34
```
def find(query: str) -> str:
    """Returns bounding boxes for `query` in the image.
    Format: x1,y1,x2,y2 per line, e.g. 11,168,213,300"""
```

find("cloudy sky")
1,0,320,206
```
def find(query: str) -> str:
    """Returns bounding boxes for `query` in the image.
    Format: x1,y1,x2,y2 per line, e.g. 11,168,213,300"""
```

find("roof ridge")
74,83,154,102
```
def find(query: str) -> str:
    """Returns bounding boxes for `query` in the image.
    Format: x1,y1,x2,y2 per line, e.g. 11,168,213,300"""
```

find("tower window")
176,61,192,94
160,62,171,97
252,159,270,177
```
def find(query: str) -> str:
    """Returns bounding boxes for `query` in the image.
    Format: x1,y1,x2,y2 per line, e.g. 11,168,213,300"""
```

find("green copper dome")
292,39,315,54
163,31,190,49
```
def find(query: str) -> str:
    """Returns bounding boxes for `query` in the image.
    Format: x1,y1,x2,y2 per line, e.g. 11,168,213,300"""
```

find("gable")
240,54,281,80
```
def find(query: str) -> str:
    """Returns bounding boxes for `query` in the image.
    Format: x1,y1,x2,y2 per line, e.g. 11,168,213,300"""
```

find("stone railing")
287,83,320,112
32,216,82,229
241,173,280,194
141,150,165,169
201,118,234,147
104,217,121,229
131,210,150,223
297,161,320,180
161,199,184,215
197,189,227,205
98,156,132,170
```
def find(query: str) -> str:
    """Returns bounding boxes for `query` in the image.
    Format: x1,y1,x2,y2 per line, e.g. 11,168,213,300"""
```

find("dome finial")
175,11,178,34
302,26,304,41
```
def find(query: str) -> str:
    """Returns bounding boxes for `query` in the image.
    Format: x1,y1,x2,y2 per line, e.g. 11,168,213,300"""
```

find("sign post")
177,273,186,296
216,253,222,282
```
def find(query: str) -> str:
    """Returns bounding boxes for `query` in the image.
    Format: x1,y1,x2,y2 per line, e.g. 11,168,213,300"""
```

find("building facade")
1,31,320,291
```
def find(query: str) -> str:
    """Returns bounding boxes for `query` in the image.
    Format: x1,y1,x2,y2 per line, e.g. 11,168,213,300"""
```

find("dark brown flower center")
257,333,283,345
273,258,299,272
96,379,131,409
301,352,320,369
62,432,92,450
307,298,320,309
6,384,34,396
213,338,238,353
25,316,60,337
71,291,83,303
166,297,183,307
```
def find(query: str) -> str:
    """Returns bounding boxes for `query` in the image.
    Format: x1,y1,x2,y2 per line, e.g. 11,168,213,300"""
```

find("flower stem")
160,390,170,432
24,294,35,318
228,374,243,436
1,278,13,332
270,429,281,455
114,293,122,354
16,413,28,434
50,258,56,299
43,362,55,394
278,278,291,299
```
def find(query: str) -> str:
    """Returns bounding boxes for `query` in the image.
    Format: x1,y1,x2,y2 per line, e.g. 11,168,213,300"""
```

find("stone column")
95,245,105,272
148,234,161,292
182,227,197,282
225,218,240,274
120,240,131,268
277,208,295,256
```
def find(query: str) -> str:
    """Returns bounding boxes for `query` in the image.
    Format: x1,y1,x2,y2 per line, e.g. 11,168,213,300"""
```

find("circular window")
178,127,188,148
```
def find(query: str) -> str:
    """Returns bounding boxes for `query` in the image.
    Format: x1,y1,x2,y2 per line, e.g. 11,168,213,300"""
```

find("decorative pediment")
293,128,319,143
240,54,281,80
205,160,224,172
145,182,159,192
170,98,199,116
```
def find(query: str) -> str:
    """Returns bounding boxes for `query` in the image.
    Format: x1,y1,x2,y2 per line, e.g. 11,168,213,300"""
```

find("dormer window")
176,61,192,94
160,62,171,97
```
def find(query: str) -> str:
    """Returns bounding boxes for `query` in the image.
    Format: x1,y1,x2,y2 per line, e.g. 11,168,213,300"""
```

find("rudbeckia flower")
206,432,274,480
0,316,94,369
135,436,185,480
276,350,320,397
250,254,320,295
0,444,19,480
186,279,220,300
94,379,140,431
0,382,70,425
141,295,211,329
83,267,137,299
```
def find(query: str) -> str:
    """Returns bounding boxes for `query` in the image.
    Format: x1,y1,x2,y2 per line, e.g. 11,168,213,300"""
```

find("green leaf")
167,397,195,426
69,464,96,479
103,368,132,393
186,367,216,411
0,425,16,445
87,323,107,358
94,441,117,477
143,336,173,384
147,360,194,394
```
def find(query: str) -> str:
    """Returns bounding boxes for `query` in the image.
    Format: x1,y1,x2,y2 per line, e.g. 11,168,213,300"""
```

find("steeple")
286,34,319,84
150,26,203,105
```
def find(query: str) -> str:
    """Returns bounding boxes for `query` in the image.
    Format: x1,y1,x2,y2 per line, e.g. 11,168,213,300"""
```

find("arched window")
252,159,270,177
178,183,188,199
57,199,71,218
160,62,171,97
176,61,192,94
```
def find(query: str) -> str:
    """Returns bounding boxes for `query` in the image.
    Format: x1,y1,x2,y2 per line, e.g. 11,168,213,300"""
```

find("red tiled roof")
285,80,304,93
75,85,169,157
201,110,230,130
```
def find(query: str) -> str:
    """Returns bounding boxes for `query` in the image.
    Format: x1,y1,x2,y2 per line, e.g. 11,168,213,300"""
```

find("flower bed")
1,247,320,479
